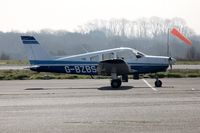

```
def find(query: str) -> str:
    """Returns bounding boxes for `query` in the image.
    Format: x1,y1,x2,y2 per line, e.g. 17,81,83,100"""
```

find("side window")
117,50,136,60
81,58,86,61
90,55,99,61
102,53,114,60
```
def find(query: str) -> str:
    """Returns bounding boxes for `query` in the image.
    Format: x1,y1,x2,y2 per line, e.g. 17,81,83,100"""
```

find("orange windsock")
171,28,192,45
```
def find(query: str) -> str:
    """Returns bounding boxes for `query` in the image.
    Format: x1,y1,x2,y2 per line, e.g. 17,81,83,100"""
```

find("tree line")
0,17,199,60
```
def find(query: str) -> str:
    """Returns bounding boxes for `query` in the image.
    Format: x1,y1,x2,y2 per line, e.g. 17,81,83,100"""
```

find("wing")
97,59,132,76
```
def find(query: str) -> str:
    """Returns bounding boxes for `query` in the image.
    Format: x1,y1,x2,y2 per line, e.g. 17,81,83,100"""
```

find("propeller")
168,57,176,70
168,57,173,70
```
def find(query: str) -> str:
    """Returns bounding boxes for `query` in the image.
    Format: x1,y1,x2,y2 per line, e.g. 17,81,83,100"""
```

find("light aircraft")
20,36,176,88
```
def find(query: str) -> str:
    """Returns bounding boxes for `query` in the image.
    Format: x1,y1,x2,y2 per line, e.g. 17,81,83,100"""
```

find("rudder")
21,36,52,63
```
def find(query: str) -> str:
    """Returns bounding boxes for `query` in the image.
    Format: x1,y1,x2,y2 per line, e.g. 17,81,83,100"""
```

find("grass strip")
0,69,200,80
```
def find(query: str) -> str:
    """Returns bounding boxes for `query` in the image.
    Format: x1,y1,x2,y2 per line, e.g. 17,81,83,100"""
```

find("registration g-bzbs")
64,65,96,74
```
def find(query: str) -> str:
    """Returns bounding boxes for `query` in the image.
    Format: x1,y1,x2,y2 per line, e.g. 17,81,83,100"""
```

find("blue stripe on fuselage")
131,65,168,74
30,65,98,75
29,60,169,75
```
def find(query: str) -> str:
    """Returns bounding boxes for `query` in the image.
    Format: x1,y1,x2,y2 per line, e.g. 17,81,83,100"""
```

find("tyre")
111,79,122,88
155,80,162,87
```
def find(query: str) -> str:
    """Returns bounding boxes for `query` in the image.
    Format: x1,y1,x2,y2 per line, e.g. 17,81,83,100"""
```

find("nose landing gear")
155,79,162,87
154,75,162,87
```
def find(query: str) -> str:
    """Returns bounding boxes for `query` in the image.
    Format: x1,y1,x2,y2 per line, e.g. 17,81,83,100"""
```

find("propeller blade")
168,57,173,70
168,57,176,70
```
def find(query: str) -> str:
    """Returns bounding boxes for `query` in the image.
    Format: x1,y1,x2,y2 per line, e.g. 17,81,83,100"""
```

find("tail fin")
21,36,52,61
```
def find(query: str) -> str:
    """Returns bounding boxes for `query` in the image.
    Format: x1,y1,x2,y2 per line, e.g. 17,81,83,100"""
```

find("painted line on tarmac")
142,79,158,91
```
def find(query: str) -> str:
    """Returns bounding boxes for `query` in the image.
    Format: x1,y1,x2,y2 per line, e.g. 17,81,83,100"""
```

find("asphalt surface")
0,65,200,70
0,79,200,133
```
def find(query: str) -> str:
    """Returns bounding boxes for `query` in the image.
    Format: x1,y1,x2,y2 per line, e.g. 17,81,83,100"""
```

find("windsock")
171,28,192,45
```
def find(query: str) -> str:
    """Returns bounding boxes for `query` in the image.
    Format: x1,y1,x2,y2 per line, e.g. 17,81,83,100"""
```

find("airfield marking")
142,79,158,91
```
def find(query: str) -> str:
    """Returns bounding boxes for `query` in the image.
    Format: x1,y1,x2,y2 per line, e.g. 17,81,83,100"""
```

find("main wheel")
155,80,162,87
111,79,122,88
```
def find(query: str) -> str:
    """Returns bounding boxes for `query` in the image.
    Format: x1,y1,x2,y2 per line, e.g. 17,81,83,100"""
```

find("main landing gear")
154,75,162,87
111,73,122,88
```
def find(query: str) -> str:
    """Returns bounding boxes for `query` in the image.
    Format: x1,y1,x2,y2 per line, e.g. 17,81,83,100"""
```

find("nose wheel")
154,74,162,87
155,79,162,87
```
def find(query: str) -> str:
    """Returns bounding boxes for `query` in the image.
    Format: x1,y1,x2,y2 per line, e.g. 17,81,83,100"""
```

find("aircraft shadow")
25,86,173,91
25,87,97,90
25,88,47,90
161,86,174,88
98,86,133,91
25,86,134,91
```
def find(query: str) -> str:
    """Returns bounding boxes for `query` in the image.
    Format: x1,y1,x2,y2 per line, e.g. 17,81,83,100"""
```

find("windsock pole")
167,28,170,57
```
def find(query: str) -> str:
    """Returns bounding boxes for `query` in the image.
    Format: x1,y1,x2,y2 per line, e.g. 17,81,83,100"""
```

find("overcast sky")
0,0,199,34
